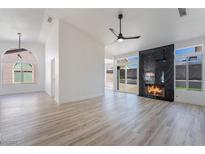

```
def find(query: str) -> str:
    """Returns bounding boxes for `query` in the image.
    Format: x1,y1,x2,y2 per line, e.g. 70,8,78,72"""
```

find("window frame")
12,62,35,84
175,44,203,91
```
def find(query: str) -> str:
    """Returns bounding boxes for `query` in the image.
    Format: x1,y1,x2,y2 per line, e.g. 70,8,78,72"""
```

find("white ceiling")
1,8,205,57
0,8,45,43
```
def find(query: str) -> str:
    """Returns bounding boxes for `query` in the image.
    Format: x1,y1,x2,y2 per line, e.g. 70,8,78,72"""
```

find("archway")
1,50,37,85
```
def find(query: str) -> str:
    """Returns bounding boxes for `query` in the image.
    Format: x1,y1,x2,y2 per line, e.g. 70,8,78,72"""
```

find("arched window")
1,50,37,85
13,63,34,83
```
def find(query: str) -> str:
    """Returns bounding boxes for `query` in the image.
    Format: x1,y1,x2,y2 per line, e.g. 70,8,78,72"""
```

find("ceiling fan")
5,33,27,54
109,14,141,44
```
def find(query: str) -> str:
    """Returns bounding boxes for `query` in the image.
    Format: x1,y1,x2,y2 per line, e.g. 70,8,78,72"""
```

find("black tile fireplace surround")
139,44,174,102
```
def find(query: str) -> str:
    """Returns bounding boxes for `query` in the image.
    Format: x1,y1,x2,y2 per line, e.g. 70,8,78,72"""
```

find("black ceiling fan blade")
109,28,118,37
5,48,28,54
123,36,141,40
109,14,142,42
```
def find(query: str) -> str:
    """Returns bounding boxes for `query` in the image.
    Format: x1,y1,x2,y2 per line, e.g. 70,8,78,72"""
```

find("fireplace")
145,84,165,97
139,44,174,102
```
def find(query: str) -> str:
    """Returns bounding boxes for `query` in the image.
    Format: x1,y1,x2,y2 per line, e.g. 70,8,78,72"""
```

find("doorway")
105,59,114,90
116,55,138,94
51,58,55,97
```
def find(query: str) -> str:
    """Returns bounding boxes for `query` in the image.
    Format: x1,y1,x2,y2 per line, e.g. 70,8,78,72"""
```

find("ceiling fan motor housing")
118,14,123,19
118,33,123,39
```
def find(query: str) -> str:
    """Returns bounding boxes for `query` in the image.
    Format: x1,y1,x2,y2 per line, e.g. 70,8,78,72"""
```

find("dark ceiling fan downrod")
109,13,141,44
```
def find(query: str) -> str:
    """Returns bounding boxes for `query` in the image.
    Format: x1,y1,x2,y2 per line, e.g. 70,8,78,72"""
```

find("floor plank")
0,91,205,146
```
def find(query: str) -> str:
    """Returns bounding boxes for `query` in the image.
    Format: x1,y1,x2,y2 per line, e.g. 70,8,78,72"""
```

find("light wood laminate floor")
0,91,205,146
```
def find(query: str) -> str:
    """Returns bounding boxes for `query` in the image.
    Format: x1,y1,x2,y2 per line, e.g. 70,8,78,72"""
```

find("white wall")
174,36,205,106
45,19,60,103
0,41,45,95
58,20,104,103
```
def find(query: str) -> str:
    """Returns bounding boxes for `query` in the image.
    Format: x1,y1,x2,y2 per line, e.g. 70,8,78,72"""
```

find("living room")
0,4,205,150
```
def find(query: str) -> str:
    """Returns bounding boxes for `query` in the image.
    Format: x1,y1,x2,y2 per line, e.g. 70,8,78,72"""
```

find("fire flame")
147,85,163,96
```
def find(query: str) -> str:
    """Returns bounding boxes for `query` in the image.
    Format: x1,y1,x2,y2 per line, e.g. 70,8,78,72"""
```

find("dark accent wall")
139,44,174,101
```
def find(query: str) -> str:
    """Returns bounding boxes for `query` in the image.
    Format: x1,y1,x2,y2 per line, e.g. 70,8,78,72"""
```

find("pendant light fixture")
5,33,28,54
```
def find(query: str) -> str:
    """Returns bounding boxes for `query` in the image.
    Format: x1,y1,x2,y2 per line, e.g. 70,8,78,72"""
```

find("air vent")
178,8,187,17
48,17,52,23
